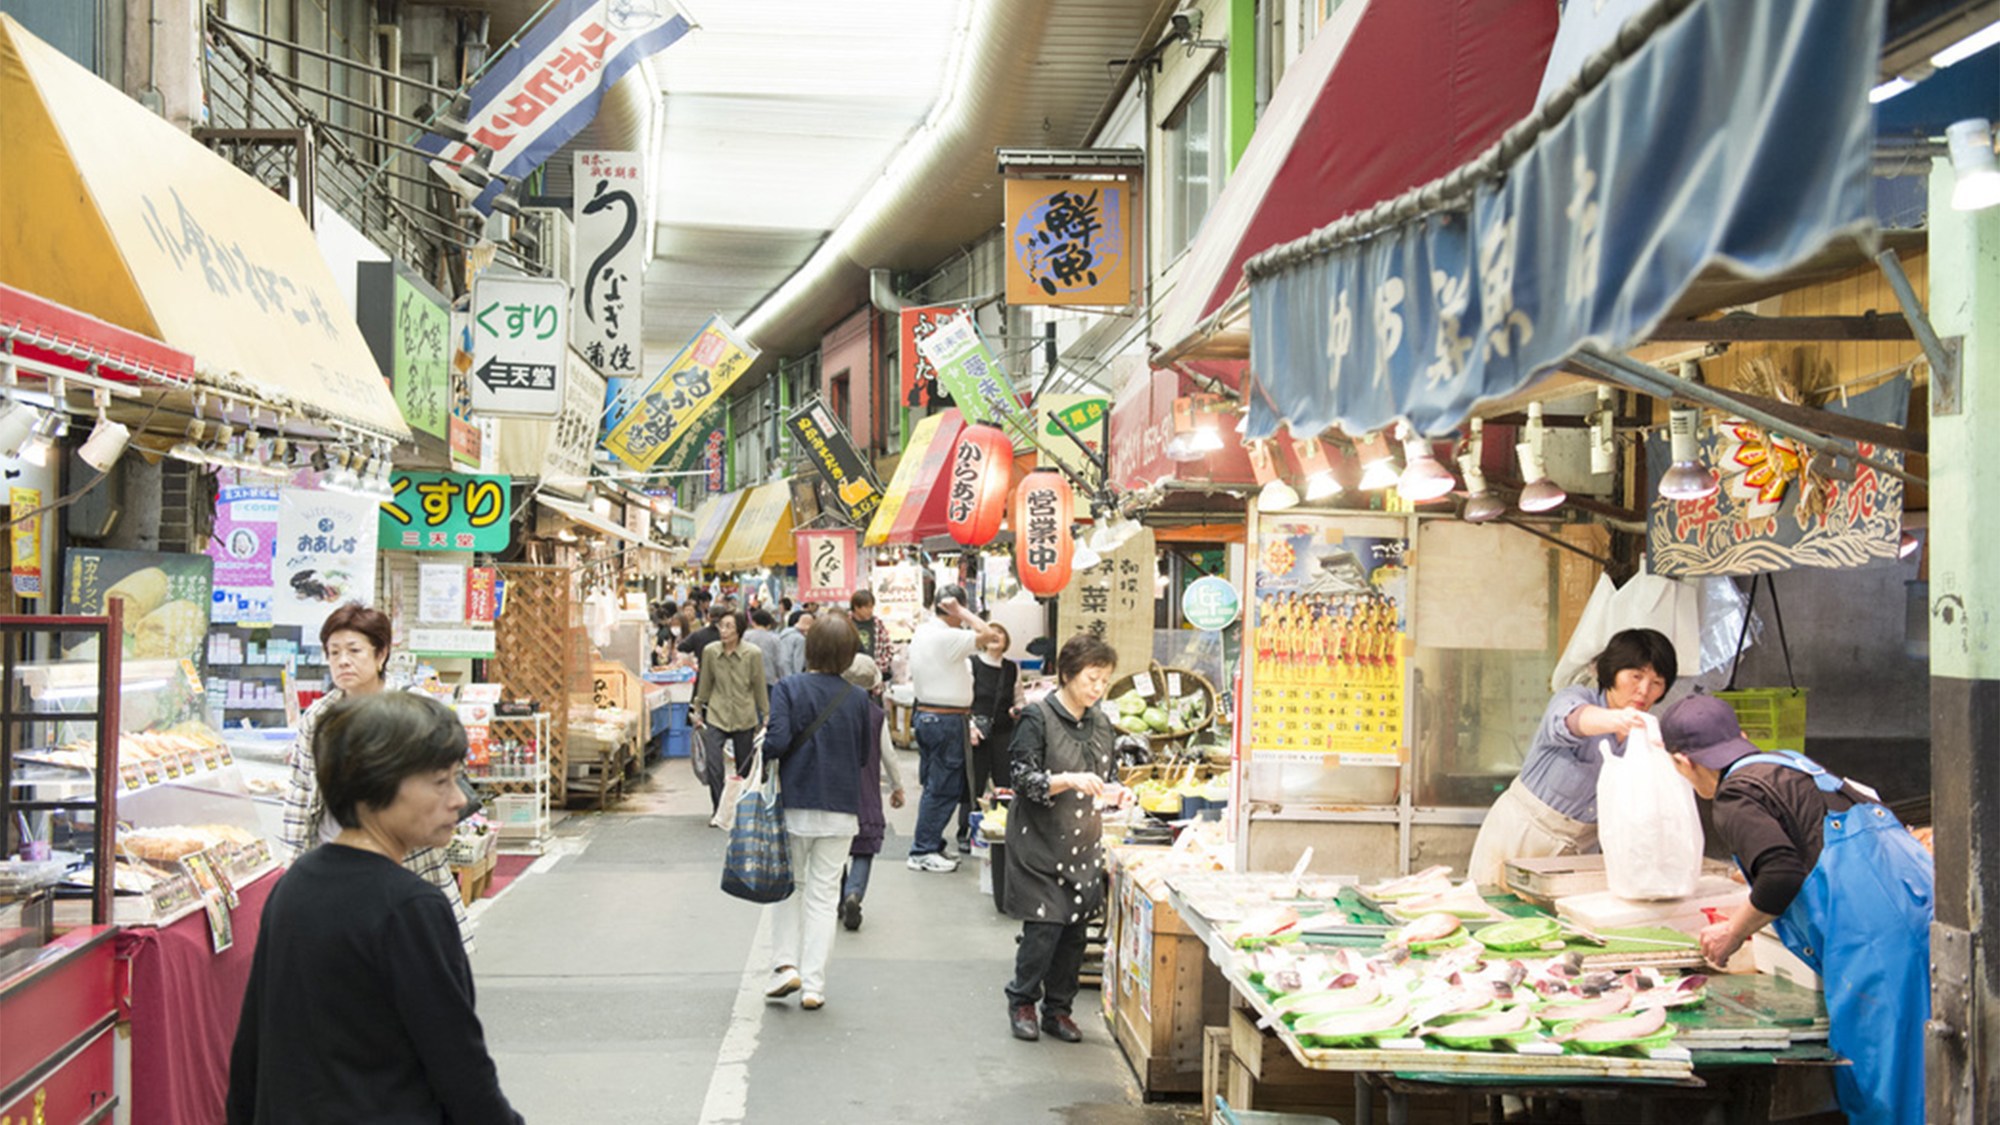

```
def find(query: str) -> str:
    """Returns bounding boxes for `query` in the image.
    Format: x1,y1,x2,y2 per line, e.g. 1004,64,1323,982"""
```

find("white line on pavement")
696,909,776,1125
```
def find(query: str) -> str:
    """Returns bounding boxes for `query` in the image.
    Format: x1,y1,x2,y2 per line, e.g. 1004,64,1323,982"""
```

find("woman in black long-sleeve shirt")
229,693,520,1124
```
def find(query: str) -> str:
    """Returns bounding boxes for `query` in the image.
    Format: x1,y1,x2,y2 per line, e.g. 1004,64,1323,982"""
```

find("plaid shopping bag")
720,748,792,903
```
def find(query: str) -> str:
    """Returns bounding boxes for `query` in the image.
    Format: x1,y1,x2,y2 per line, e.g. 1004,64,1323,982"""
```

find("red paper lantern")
1013,468,1074,598
945,422,1013,546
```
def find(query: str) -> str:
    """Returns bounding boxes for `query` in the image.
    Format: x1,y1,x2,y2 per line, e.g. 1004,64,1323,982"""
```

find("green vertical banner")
911,311,1024,428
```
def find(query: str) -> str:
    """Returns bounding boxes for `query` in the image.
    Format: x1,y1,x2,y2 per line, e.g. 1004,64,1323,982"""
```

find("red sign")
466,567,498,622
1107,365,1258,491
704,431,725,491
795,529,858,603
899,305,971,410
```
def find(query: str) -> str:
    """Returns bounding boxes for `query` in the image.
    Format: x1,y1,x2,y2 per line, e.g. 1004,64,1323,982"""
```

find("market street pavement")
467,751,1197,1124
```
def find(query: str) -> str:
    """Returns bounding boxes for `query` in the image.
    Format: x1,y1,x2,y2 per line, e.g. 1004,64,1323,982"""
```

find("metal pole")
1571,346,1924,488
210,14,454,96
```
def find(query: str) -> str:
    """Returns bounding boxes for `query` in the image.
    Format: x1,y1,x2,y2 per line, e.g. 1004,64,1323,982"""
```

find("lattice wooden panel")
497,566,579,804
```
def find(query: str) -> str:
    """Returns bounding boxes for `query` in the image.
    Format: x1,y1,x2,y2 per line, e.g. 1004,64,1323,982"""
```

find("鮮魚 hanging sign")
471,275,569,417
572,151,644,377
602,315,759,471
913,312,1023,429
417,0,691,213
1004,178,1131,307
786,401,883,523
379,471,514,552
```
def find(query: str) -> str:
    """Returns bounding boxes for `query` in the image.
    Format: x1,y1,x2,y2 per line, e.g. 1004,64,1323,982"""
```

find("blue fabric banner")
418,1,690,212
1245,0,1883,441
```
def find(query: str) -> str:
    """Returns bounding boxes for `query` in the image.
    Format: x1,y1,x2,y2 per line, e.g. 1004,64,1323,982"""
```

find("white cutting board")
1554,875,1748,933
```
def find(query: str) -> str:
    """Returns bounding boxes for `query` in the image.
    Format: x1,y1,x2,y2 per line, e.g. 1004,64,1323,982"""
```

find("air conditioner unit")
522,206,575,286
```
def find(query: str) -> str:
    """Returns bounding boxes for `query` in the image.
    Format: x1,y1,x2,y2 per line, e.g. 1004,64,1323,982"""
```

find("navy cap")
1659,694,1759,770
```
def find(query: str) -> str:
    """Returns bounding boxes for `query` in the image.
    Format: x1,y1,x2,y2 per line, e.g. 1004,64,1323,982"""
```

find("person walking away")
692,610,768,818
1661,695,1931,1125
279,602,471,947
761,618,872,1010
1465,628,1679,889
776,609,814,681
229,692,521,1122
744,609,784,687
969,623,1022,803
905,585,1002,871
1003,634,1126,1043
836,653,905,931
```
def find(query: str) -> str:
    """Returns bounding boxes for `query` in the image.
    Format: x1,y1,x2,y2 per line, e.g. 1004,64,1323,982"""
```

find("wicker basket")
1105,662,1218,741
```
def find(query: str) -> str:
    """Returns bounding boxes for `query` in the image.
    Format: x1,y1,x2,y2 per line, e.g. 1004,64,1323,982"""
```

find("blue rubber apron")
1724,752,1934,1125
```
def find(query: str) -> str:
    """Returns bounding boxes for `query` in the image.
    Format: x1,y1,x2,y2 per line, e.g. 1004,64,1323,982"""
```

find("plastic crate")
1715,688,1808,751
445,831,495,866
492,794,540,830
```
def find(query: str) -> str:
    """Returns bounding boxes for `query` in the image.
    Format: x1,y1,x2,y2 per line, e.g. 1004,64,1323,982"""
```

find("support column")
1924,156,2000,1125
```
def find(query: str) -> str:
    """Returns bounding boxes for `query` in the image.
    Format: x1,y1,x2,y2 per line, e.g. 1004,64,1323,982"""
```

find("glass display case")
4,611,273,933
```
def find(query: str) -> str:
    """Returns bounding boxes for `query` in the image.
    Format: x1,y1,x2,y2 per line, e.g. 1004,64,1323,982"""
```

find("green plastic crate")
1716,688,1808,751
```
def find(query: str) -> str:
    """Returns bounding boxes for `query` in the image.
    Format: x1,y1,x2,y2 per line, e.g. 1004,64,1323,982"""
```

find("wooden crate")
1104,850,1232,1099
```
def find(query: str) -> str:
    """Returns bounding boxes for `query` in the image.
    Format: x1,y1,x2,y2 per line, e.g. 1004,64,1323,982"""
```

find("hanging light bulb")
1396,424,1457,502
1294,437,1343,502
0,403,40,454
17,410,64,466
1516,403,1565,512
1355,432,1400,491
78,390,130,472
1898,530,1922,559
1164,430,1200,461
1946,118,2000,212
1658,407,1720,501
1072,532,1103,572
1458,453,1507,523
1249,440,1299,512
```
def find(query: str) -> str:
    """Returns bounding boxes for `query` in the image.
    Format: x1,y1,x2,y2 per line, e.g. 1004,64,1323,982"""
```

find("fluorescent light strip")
1932,19,2000,69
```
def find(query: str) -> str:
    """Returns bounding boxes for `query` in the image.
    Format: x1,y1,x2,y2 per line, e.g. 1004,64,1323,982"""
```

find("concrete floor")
467,749,1201,1125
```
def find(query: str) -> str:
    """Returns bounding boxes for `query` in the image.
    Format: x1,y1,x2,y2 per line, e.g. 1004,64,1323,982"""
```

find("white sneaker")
765,967,802,998
800,992,825,1011
907,853,960,873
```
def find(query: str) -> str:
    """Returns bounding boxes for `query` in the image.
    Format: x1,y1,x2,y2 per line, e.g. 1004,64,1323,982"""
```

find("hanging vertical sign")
794,529,858,603
1003,178,1132,307
539,352,605,500
207,485,280,624
357,264,451,440
471,275,569,417
913,312,1023,427
449,315,483,467
10,486,41,597
786,400,884,523
466,566,499,622
571,151,644,377
601,316,760,471
872,562,926,644
899,304,970,409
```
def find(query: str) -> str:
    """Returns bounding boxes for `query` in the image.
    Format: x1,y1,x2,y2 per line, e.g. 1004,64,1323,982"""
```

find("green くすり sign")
379,472,513,551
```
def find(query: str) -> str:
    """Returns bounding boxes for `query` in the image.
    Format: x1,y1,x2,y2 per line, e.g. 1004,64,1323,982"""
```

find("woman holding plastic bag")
1661,695,1931,1125
1466,629,1678,889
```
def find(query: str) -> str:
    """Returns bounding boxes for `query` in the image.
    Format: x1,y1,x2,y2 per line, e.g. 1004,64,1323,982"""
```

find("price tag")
218,747,234,765
1132,673,1155,698
141,759,165,785
120,762,145,790
199,746,221,770
1166,673,1182,697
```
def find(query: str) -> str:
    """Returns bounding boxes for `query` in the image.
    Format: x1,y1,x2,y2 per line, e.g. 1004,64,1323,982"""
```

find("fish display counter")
1163,869,1845,1122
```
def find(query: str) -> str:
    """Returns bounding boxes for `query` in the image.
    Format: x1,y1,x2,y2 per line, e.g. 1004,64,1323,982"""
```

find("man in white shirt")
905,584,1002,872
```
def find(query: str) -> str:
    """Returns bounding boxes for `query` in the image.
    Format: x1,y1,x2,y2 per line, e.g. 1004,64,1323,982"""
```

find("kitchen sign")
378,471,513,551
470,274,569,417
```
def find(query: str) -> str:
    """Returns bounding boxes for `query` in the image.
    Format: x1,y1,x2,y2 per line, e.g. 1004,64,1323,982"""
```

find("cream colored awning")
0,15,409,441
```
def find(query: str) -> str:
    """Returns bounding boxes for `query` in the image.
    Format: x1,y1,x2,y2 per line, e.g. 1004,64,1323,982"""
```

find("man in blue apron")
1661,695,1932,1125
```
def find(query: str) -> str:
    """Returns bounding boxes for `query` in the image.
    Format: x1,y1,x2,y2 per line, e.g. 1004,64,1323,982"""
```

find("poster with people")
1249,514,1409,765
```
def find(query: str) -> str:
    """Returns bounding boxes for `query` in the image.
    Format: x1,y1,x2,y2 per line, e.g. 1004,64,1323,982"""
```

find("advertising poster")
872,563,926,644
274,489,380,634
1250,515,1409,765
207,485,280,624
1003,178,1132,307
64,548,214,665
420,563,468,624
785,401,883,523
466,567,499,622
913,313,1022,428
10,486,41,597
602,316,759,471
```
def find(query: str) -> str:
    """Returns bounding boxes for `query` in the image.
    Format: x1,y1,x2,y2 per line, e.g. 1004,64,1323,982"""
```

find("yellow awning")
712,480,797,572
686,492,747,569
0,16,408,440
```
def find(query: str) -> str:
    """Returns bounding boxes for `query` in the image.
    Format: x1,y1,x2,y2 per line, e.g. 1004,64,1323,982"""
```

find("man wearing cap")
904,584,1002,872
1660,694,1931,1125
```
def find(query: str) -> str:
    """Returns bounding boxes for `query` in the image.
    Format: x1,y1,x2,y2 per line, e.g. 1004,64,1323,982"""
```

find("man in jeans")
906,585,1002,872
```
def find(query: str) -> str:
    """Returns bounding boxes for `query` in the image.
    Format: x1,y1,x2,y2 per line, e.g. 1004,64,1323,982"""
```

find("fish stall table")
1166,878,1845,1125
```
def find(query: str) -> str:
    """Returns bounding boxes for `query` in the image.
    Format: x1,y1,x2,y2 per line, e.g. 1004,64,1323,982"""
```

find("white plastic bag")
1595,714,1703,900
1549,563,1703,691
1550,574,1618,690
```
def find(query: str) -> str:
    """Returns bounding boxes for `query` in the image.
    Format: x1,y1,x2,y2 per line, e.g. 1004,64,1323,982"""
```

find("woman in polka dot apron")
1001,634,1128,1043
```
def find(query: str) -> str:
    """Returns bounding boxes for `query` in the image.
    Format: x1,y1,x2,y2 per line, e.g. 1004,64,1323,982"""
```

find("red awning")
1150,0,1557,360
1107,364,1258,493
0,283,195,386
885,409,965,546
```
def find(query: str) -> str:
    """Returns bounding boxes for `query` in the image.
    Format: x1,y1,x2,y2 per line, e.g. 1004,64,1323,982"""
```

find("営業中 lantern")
945,422,1013,546
1013,468,1074,598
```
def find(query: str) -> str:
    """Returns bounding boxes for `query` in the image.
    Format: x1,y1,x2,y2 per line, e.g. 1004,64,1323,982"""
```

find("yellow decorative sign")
1003,178,1132,307
602,316,758,471
863,413,946,548
10,486,40,597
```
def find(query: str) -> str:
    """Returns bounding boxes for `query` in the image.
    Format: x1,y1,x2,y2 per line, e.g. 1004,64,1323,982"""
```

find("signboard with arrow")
470,274,568,417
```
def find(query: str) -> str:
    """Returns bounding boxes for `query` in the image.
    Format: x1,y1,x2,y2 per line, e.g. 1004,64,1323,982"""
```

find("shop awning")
0,15,408,440
711,480,797,571
686,492,747,569
1241,0,1883,441
1149,0,1557,363
535,495,645,544
1106,365,1258,493
0,283,195,387
863,409,965,548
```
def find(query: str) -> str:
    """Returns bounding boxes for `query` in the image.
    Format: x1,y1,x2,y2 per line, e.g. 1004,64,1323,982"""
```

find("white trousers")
770,831,855,994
